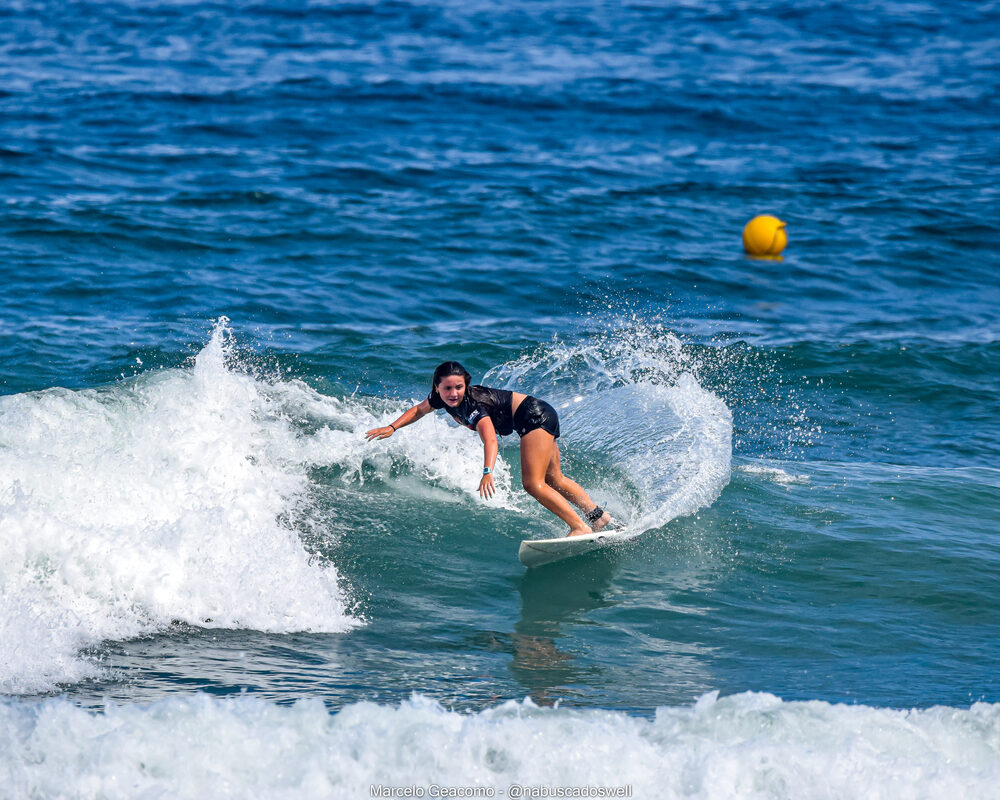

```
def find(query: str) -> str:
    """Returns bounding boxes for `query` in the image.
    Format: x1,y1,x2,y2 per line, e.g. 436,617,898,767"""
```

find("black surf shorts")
513,396,560,439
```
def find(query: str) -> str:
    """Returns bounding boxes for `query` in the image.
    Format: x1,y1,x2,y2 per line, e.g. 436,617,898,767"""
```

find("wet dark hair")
431,361,472,398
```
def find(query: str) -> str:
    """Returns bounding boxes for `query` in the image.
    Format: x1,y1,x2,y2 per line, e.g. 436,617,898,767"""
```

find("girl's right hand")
365,426,394,441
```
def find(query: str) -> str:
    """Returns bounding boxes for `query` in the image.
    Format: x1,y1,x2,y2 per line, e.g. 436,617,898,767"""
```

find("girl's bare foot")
591,511,612,531
568,527,593,537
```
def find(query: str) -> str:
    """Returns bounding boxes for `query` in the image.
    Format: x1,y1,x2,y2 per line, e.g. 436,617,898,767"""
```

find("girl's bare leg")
519,429,591,535
543,439,612,531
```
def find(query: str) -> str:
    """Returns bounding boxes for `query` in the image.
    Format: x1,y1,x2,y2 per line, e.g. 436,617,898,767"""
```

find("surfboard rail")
517,529,635,568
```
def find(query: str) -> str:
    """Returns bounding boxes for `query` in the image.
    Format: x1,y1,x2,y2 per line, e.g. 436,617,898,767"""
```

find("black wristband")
389,423,396,431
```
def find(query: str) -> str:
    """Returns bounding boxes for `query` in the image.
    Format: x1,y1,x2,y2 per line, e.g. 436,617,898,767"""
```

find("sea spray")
486,325,732,532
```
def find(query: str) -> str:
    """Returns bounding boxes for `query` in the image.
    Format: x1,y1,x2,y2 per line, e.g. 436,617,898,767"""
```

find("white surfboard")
517,528,636,568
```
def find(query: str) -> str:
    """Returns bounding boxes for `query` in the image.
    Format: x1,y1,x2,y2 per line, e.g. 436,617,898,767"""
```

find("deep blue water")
2,1,1000,795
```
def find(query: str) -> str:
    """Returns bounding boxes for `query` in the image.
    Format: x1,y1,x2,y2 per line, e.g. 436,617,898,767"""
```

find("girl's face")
436,375,466,407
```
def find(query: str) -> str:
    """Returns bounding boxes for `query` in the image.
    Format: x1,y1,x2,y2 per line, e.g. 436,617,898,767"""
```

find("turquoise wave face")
1,0,998,754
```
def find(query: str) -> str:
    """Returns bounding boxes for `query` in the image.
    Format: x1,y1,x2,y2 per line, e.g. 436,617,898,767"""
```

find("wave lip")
0,320,357,695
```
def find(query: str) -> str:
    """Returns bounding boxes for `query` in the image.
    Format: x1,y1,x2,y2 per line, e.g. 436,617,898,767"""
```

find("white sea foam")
298,385,522,511
1,691,997,799
0,321,357,695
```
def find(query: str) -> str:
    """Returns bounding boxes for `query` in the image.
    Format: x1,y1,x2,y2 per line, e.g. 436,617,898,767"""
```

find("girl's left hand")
479,473,495,499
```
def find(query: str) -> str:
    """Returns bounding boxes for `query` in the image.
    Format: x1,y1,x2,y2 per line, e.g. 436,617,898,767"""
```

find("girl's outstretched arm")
365,398,432,441
476,416,498,499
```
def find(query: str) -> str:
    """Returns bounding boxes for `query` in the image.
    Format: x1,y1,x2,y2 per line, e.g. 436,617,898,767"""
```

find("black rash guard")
427,385,515,435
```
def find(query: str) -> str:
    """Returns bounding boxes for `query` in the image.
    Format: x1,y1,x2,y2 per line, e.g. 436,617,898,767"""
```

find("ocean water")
2,0,999,797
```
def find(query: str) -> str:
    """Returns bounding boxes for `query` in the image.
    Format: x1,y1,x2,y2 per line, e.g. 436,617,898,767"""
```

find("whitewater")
2,692,998,799
0,323,358,694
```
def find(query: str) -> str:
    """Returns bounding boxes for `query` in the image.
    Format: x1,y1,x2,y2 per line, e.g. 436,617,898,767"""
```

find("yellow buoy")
742,215,787,258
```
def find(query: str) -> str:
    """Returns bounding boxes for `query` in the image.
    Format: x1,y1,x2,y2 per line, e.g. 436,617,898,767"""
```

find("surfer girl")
365,361,613,537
